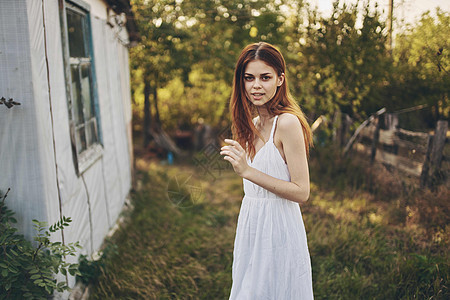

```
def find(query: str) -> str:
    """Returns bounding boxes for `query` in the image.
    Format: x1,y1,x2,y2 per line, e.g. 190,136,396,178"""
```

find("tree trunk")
153,73,161,131
144,74,152,147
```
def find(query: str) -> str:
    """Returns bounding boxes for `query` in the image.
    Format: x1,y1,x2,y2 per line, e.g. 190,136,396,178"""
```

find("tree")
389,9,449,127
130,0,194,145
284,1,391,121
129,0,288,141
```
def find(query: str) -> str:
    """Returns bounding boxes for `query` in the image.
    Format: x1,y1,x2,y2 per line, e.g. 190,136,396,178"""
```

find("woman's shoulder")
276,112,304,140
277,113,301,128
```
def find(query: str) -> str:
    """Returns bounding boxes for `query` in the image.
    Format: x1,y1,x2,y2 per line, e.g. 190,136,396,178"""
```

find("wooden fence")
327,111,449,188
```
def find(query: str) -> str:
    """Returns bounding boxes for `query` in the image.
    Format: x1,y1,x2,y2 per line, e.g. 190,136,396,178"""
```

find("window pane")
66,9,87,58
80,63,93,119
86,118,98,147
76,126,87,154
70,65,84,125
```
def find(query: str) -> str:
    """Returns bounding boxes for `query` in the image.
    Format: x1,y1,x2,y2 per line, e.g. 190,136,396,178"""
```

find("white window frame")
60,0,103,175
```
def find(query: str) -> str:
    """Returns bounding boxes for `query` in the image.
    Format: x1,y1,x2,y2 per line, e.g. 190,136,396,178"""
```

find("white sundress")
229,115,314,300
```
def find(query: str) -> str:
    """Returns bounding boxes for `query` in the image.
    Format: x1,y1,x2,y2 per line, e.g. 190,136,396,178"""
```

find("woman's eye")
262,76,271,80
244,76,254,81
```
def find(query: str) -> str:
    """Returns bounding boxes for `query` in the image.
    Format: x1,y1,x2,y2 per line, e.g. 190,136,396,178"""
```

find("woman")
220,42,314,299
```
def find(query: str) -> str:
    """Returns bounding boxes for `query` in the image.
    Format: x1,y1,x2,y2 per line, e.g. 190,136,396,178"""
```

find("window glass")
66,9,87,58
70,65,84,125
87,119,98,147
76,125,87,153
80,63,93,118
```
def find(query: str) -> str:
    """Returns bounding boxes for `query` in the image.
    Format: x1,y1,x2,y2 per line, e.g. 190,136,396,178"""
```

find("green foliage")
130,1,448,135
389,9,450,128
0,189,81,299
283,1,391,121
157,64,231,130
131,0,292,132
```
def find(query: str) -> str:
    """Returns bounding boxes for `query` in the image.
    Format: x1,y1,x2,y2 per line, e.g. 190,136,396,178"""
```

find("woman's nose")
253,79,262,88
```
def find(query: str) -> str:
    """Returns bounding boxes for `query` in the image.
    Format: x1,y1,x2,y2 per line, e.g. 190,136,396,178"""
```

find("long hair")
229,42,313,161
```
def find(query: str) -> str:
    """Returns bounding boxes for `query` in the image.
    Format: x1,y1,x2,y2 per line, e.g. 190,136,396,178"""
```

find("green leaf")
30,274,41,280
45,285,52,294
1,269,7,277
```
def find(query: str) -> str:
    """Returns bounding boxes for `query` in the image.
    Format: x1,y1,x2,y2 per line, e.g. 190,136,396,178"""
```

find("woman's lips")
252,93,264,100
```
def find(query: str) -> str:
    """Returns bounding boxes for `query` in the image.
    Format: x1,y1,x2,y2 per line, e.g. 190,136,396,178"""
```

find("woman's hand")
220,139,251,178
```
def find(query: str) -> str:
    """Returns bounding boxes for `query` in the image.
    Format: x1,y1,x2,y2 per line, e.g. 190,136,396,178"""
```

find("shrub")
0,188,81,299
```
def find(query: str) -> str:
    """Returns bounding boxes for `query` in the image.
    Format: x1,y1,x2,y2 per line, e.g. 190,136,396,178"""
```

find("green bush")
0,189,81,299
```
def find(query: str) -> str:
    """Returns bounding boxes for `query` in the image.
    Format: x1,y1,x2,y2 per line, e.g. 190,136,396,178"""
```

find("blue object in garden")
168,151,174,165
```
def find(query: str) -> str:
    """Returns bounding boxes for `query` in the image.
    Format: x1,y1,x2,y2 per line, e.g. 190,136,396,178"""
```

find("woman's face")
243,59,284,107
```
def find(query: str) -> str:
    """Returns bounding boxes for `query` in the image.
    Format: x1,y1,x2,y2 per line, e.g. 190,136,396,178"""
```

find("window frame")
60,0,103,175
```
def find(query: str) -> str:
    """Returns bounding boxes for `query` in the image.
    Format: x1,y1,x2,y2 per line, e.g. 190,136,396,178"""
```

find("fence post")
341,113,352,147
420,135,433,188
383,113,398,130
430,120,448,176
333,110,342,145
420,120,448,187
370,117,381,164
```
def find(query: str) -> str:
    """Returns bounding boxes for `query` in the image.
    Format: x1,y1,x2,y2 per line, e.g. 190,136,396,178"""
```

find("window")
61,0,102,174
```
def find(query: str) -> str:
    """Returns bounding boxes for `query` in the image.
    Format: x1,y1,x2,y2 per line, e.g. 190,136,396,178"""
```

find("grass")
86,147,449,299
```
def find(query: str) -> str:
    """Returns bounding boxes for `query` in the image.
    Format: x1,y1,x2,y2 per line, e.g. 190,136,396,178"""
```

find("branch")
1,188,10,205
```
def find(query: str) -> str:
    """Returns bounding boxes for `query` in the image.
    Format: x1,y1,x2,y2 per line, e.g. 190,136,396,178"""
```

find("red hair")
229,42,313,161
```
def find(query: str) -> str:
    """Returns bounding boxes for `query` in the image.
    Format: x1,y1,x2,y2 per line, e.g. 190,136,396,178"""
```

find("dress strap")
268,115,279,142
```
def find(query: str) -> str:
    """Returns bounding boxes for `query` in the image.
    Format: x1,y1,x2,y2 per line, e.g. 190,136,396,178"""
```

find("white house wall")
91,16,132,224
84,0,108,20
43,0,132,258
1,0,132,286
0,0,49,239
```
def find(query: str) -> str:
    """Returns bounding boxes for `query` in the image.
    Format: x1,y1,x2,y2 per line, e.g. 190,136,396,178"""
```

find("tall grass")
307,145,449,299
86,148,449,299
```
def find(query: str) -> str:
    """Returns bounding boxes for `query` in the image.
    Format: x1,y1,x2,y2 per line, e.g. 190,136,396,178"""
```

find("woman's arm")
221,113,310,204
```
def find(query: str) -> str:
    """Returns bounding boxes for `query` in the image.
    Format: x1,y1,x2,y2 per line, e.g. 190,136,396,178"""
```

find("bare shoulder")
277,113,305,142
278,113,302,131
